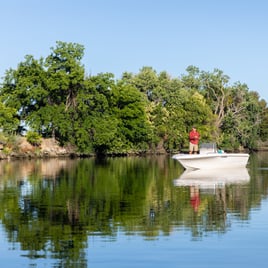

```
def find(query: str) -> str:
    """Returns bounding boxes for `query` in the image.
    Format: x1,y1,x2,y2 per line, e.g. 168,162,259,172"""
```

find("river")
0,152,268,268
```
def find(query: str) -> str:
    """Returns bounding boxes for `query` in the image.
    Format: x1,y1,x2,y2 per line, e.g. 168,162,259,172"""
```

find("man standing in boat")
189,126,200,154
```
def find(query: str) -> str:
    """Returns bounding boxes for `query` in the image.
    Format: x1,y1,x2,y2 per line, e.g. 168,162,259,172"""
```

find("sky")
1,0,268,101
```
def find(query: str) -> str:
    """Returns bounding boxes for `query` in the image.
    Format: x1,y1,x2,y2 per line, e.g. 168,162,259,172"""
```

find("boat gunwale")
172,153,249,160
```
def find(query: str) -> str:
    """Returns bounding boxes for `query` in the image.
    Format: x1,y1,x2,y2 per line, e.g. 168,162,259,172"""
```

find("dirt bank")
0,137,78,160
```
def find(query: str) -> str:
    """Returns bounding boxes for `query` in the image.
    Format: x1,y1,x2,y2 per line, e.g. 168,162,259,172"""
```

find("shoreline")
1,137,267,161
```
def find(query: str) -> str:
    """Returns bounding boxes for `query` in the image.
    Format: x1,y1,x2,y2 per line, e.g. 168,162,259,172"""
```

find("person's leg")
189,143,194,154
193,144,198,154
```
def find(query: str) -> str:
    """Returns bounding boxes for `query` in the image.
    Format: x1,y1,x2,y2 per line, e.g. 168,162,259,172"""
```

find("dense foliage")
0,41,267,154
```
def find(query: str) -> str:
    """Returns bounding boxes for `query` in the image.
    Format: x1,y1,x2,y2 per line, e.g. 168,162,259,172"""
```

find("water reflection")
173,167,251,232
173,167,250,188
0,154,267,267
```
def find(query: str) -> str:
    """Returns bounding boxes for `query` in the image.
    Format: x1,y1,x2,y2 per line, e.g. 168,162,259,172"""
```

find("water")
0,153,268,268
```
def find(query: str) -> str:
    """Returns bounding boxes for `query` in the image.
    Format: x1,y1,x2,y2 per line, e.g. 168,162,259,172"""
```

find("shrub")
26,131,42,146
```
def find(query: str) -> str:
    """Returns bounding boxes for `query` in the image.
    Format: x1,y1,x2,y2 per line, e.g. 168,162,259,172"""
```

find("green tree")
44,41,85,139
0,41,86,145
199,68,231,130
0,101,19,134
258,99,268,141
111,82,151,152
74,73,118,153
221,85,263,150
0,55,47,132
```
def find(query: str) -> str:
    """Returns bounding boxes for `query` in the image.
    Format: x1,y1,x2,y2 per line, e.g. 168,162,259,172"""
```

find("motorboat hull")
172,153,249,170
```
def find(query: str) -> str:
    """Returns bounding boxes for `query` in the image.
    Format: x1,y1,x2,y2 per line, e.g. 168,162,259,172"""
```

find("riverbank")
0,137,78,160
1,136,268,160
0,136,168,159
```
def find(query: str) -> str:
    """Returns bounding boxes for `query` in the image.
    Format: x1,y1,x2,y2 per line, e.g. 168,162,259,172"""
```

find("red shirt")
189,130,200,145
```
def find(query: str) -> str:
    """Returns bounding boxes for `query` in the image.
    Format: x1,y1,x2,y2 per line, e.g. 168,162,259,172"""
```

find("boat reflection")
173,167,250,189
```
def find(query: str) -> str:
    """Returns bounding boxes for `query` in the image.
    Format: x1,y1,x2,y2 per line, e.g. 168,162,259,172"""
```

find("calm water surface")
0,153,268,268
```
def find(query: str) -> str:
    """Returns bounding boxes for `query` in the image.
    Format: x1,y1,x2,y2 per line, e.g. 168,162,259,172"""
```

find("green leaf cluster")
26,131,42,146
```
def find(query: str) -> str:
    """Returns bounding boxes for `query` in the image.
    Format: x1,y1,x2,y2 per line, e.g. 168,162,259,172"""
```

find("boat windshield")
199,143,217,154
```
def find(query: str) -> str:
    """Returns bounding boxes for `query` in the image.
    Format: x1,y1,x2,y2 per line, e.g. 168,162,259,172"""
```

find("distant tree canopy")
0,41,267,154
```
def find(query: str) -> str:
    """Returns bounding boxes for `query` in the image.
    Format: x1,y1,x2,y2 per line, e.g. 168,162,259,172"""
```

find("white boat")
173,167,250,189
172,143,249,170
172,153,249,170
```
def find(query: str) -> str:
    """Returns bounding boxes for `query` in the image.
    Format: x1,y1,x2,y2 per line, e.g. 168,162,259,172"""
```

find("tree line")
0,41,267,155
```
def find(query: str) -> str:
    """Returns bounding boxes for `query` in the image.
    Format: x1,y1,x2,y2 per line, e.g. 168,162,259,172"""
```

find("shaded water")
0,153,268,267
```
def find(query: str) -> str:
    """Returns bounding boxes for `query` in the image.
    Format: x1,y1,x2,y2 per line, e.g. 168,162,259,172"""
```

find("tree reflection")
0,154,267,267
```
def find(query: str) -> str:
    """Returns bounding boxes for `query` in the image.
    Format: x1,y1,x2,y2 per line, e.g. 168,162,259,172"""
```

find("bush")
26,131,42,146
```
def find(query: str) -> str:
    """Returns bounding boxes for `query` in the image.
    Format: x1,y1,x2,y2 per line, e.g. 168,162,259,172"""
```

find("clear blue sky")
1,0,268,101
